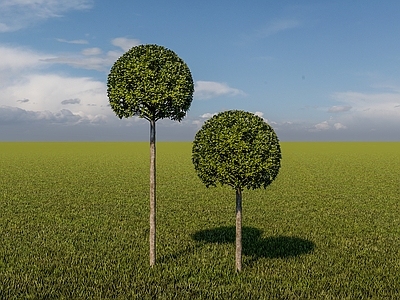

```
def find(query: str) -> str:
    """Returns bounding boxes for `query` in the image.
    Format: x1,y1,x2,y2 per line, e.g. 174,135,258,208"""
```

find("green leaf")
107,44,194,122
192,110,282,191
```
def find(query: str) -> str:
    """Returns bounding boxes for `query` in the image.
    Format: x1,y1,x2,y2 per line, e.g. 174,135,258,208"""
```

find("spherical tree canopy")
107,44,194,122
192,110,281,190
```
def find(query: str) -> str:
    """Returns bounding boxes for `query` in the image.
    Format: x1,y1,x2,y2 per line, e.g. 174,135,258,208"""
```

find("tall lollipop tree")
192,110,281,272
107,44,194,266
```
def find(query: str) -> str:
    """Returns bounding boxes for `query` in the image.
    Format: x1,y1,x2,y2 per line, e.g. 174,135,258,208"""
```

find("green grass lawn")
0,142,399,299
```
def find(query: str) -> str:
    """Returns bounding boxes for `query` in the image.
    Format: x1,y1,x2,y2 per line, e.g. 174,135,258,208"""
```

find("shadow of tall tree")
192,226,315,261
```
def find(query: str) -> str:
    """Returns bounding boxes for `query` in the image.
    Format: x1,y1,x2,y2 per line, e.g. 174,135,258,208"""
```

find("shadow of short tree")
192,226,315,261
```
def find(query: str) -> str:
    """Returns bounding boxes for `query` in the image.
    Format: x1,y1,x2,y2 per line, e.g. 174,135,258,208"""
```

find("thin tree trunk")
149,119,156,266
236,188,242,272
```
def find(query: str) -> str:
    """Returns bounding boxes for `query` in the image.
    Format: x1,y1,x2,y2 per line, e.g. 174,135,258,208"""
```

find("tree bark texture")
236,188,242,272
149,120,156,266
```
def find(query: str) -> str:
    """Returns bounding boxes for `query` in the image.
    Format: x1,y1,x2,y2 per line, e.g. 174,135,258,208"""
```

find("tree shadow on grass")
192,226,315,262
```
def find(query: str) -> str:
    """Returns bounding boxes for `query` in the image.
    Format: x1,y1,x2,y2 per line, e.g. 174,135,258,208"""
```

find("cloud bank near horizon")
1,36,399,140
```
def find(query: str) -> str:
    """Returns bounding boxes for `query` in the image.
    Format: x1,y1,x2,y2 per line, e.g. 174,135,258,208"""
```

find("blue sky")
1,0,399,141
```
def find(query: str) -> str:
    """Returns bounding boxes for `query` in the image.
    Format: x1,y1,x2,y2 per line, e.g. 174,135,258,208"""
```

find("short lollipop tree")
107,44,194,266
192,110,282,272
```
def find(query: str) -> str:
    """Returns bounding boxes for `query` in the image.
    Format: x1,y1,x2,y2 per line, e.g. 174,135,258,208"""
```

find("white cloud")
41,51,119,71
0,0,93,32
111,37,142,52
191,112,217,127
0,46,47,72
328,105,352,113
253,111,271,123
333,123,347,130
312,120,347,132
331,90,400,121
306,89,400,138
194,81,246,100
0,40,139,127
0,45,51,91
0,106,83,125
258,19,301,37
82,47,102,56
191,120,203,127
0,43,113,76
38,38,140,71
242,19,301,44
314,121,330,131
254,111,264,118
0,42,251,138
57,38,89,45
0,73,110,121
200,112,217,119
61,98,81,105
0,23,11,32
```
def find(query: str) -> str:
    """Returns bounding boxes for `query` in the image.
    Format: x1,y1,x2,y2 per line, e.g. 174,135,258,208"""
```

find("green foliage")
192,110,282,190
107,44,194,121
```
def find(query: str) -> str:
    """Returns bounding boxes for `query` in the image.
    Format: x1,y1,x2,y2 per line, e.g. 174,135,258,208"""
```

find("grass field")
0,142,399,299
